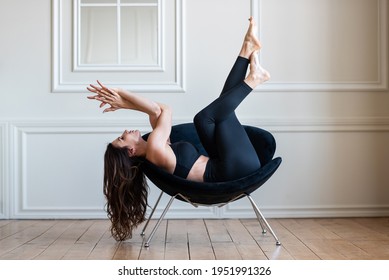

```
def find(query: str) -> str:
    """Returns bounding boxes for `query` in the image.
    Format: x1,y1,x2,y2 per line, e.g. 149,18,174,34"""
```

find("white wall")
0,0,388,219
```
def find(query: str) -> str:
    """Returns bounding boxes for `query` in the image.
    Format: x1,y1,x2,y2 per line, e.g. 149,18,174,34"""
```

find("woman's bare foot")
244,51,270,88
239,17,262,59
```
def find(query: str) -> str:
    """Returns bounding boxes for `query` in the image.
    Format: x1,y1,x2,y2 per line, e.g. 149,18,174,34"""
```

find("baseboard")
221,204,389,219
7,204,389,220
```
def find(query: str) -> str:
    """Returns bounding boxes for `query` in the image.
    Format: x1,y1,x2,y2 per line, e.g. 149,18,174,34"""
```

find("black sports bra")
170,141,201,178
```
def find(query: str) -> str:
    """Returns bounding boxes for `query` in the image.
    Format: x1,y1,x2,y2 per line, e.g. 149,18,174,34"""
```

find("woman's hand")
87,80,127,113
87,81,163,127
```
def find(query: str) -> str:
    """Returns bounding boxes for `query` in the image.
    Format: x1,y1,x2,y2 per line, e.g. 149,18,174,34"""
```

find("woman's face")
111,130,141,149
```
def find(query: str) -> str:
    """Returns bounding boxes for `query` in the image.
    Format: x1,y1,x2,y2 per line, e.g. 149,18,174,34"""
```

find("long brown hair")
103,143,148,241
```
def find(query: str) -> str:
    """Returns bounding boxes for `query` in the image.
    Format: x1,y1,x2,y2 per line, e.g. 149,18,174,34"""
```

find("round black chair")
140,123,282,247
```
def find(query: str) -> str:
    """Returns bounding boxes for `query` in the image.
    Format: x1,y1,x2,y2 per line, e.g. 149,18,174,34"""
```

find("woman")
87,17,270,241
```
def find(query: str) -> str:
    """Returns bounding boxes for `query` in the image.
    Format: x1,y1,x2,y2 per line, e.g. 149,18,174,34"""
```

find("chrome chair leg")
247,195,281,246
141,191,164,236
144,195,176,247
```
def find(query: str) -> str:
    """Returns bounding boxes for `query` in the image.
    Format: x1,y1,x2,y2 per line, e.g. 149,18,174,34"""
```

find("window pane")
121,6,158,64
80,7,118,64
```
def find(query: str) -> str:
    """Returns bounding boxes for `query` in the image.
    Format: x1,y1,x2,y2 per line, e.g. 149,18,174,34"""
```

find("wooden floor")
0,218,388,260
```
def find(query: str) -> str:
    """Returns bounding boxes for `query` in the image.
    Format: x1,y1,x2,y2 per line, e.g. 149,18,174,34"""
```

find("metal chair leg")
247,195,281,246
144,195,176,247
247,195,267,233
141,191,164,236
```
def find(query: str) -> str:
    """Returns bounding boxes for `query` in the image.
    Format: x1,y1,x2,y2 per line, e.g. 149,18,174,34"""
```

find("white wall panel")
10,123,111,218
254,0,388,91
6,119,389,219
8,121,222,219
223,123,389,218
9,122,151,218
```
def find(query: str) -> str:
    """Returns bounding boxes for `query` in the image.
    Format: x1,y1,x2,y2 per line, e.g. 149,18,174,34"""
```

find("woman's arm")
88,81,173,167
145,102,173,165
87,80,162,125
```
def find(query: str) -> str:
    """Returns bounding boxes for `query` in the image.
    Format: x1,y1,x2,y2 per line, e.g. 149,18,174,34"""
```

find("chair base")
141,191,281,247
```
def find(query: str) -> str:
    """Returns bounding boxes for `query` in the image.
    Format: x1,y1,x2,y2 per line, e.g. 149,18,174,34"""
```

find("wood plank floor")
0,218,388,260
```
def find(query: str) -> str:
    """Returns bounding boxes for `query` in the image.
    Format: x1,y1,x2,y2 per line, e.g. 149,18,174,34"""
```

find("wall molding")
8,122,144,219
3,117,389,219
251,0,388,92
52,0,186,93
6,116,389,132
0,123,8,218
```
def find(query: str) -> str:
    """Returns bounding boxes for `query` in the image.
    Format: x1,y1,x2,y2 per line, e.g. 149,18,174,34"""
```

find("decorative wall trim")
9,117,389,132
8,120,221,219
3,118,389,219
9,121,148,219
251,0,388,92
0,123,8,218
52,0,185,93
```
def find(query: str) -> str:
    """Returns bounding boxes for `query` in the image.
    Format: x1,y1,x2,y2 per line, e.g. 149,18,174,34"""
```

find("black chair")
140,123,282,247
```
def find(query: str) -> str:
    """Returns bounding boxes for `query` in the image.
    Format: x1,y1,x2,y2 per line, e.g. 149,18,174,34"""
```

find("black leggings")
194,56,261,182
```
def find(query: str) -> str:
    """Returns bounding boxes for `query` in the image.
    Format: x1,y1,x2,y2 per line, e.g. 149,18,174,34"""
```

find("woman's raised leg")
193,18,270,180
221,17,261,95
